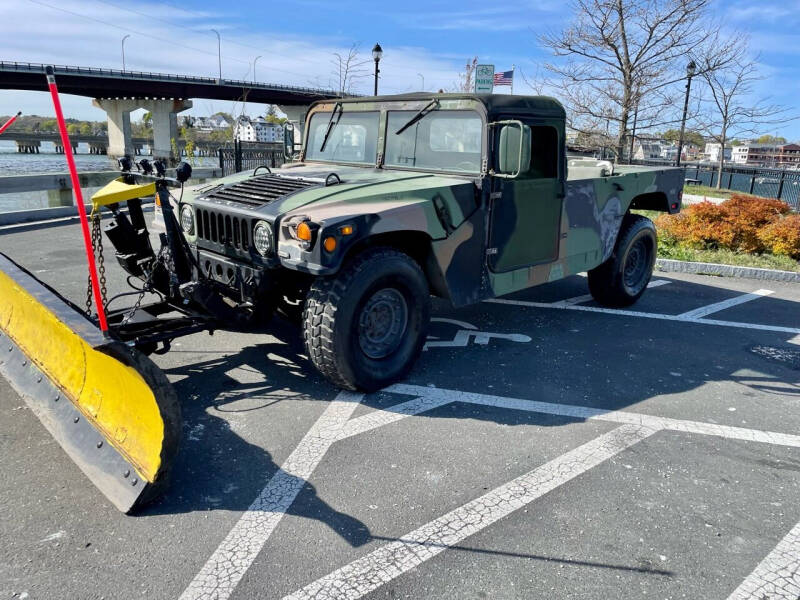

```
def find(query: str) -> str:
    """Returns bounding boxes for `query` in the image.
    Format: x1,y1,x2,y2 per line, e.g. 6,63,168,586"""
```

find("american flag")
493,70,514,86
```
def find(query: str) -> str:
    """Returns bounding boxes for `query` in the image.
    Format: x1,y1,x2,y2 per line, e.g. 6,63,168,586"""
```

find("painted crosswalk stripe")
283,425,657,600
179,391,364,600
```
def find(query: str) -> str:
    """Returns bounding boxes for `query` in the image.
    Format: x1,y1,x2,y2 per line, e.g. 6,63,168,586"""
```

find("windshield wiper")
319,102,343,153
395,99,439,135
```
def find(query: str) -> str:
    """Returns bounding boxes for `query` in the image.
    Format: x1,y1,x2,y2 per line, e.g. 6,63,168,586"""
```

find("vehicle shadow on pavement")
138,320,371,548
138,277,800,555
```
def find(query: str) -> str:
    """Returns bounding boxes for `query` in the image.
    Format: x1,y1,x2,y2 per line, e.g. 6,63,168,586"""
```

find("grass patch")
683,184,732,199
658,242,800,272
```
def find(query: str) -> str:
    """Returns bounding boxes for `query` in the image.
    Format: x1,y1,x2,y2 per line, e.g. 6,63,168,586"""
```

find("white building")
633,138,662,160
181,114,231,131
660,143,678,161
704,142,732,163
234,116,283,143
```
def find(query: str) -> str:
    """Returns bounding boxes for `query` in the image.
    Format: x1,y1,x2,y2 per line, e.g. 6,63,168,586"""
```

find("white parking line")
678,289,774,319
283,424,657,600
337,394,450,441
554,279,671,306
179,391,364,600
485,297,800,336
727,520,800,599
387,384,800,448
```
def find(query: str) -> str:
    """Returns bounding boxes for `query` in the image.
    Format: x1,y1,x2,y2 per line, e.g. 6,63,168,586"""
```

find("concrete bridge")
8,132,148,155
6,131,226,157
0,62,342,162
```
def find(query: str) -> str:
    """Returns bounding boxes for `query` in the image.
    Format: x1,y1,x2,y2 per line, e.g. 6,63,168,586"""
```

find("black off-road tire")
303,247,430,391
588,214,657,308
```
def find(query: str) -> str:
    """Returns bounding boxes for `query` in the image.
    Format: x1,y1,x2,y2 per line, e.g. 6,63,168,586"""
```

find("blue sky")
2,0,799,139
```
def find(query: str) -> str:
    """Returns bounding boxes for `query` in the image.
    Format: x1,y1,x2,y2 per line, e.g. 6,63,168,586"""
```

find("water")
0,140,217,212
0,140,116,175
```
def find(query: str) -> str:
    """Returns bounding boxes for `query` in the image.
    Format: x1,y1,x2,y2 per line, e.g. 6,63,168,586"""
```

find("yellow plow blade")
0,252,180,513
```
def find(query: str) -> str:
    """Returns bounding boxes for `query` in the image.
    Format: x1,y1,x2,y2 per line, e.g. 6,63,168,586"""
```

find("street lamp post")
253,55,262,83
372,43,383,96
211,29,222,79
676,60,697,167
121,35,130,72
417,73,424,91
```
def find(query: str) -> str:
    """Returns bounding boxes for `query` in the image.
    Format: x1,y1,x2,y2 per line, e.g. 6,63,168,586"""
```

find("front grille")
196,208,250,251
200,174,319,208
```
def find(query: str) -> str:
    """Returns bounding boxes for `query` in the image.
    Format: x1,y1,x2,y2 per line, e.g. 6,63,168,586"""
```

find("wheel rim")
357,287,409,360
623,238,649,292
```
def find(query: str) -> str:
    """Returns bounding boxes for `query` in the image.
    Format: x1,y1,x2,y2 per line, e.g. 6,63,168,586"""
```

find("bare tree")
452,57,478,93
539,0,722,161
331,44,371,95
694,37,795,188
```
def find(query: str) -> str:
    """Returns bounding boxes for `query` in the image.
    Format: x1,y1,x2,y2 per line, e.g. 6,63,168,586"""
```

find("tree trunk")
716,126,727,190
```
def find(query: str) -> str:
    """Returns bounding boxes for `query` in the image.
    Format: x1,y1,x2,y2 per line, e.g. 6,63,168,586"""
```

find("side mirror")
494,121,531,178
283,122,295,160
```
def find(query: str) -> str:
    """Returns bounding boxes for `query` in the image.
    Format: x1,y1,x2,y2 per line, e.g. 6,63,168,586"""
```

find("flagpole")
510,64,515,95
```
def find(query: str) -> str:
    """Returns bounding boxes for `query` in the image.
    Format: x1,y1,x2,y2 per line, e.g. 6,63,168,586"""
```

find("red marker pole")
45,66,109,333
0,111,21,136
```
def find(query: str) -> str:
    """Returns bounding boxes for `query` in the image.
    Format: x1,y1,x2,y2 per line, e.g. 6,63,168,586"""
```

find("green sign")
474,64,494,94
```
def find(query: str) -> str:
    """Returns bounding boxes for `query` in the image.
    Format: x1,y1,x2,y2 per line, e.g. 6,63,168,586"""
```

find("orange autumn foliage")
656,194,800,258
757,214,800,259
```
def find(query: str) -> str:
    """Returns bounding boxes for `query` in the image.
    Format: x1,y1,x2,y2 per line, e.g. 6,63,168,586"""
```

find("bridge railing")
219,142,285,176
0,61,343,97
0,167,223,224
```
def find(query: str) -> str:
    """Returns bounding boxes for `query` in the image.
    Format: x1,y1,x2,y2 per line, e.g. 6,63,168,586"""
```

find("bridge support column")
93,98,139,159
277,105,308,155
140,99,192,164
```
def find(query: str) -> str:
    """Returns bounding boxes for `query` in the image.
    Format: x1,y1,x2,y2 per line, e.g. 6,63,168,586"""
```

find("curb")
681,193,724,205
656,258,800,283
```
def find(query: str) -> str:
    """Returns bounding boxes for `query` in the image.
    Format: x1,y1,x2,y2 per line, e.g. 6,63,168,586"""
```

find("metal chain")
94,214,108,309
84,212,109,317
120,245,166,326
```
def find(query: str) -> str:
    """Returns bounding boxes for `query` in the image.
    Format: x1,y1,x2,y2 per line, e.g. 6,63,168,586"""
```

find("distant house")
660,143,678,161
633,137,662,160
704,143,732,163
233,116,283,143
182,115,231,132
732,143,800,167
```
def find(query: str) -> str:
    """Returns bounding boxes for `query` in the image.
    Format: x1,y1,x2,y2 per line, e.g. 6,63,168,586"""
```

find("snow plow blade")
0,252,180,513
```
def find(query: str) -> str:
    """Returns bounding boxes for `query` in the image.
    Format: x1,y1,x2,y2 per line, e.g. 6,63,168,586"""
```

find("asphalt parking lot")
1,219,799,600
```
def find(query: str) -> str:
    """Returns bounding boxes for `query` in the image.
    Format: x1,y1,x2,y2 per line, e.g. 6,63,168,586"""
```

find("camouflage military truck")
132,93,684,391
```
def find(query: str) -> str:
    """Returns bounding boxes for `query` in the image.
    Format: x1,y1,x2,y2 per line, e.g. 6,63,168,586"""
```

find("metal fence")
218,141,285,176
631,160,800,210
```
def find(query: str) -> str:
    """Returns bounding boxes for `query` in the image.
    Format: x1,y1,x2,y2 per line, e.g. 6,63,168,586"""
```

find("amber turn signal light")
323,236,337,252
296,221,312,242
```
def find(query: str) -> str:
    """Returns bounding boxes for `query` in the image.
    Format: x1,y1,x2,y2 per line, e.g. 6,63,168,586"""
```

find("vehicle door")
487,121,563,272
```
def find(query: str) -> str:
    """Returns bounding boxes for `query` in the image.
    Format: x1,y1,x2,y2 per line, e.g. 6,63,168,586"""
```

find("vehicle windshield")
305,110,380,164
385,110,483,174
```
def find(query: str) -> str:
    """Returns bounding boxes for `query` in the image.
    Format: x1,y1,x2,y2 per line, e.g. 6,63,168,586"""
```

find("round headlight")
253,221,273,256
180,205,195,234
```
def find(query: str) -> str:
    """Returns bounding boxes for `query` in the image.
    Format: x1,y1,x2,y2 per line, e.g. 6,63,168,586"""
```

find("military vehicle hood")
189,163,480,236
